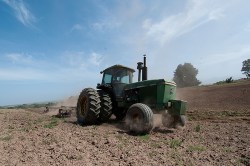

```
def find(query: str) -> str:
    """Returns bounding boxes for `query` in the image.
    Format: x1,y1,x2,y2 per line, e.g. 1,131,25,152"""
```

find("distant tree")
214,77,234,85
241,59,250,78
225,77,233,83
173,63,201,87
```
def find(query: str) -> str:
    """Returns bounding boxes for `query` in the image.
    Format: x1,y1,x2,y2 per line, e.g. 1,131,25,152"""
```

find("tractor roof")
101,64,135,73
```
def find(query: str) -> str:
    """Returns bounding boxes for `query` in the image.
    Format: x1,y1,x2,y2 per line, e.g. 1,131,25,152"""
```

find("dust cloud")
153,114,163,128
55,96,78,107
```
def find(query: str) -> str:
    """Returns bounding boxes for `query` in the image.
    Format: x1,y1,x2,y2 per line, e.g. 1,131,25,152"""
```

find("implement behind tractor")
76,55,186,134
44,106,74,118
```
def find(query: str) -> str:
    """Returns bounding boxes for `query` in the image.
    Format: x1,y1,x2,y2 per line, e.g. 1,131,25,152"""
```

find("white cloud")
142,19,152,29
0,67,95,82
61,51,86,68
70,24,83,32
197,45,250,66
142,0,227,45
92,20,121,31
92,22,105,31
62,51,103,68
0,68,47,81
2,0,36,27
88,52,103,66
244,22,250,32
5,53,33,64
193,45,250,83
1,51,104,81
208,8,225,20
90,0,142,32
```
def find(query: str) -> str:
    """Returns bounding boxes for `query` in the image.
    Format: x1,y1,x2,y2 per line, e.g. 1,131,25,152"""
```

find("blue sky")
0,0,250,106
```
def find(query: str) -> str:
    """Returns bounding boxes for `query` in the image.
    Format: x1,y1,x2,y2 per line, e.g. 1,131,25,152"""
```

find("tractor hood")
123,79,178,111
124,79,176,90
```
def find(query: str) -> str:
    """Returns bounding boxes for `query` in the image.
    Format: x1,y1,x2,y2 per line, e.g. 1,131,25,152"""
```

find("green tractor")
76,55,186,134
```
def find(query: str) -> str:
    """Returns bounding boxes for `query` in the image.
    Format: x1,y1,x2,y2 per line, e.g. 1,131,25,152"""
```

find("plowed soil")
0,82,250,166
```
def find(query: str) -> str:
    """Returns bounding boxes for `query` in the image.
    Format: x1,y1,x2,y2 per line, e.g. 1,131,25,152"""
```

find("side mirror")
96,83,101,89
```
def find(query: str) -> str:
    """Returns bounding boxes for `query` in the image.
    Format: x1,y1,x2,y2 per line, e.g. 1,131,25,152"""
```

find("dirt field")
0,82,249,166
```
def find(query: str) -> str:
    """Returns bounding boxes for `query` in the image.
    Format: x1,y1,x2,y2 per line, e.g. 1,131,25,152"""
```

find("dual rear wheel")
76,88,112,125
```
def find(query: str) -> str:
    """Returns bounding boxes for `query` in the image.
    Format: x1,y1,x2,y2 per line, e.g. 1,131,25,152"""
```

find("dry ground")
0,82,249,166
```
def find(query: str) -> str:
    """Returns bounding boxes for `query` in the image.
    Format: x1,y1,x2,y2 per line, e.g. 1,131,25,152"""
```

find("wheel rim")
131,113,141,123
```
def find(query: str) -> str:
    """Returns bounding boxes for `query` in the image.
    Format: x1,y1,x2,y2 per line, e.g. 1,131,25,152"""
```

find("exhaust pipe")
137,62,143,82
142,54,147,81
137,54,148,82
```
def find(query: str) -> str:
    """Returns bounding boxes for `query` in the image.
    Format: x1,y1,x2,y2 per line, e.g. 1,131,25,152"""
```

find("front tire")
125,103,154,134
76,88,101,125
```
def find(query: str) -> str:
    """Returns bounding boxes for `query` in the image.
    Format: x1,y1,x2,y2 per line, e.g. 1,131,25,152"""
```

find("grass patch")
115,135,123,141
117,143,124,149
0,135,12,141
139,134,150,141
170,151,183,165
169,139,182,149
43,117,58,129
187,145,206,152
219,111,237,117
151,142,161,148
223,147,233,153
42,135,58,145
194,124,201,132
148,151,157,157
76,155,83,160
20,127,29,132
92,125,98,130
62,117,67,123
20,126,35,132
33,117,44,124
115,135,129,147
8,125,15,130
6,102,56,109
19,136,26,141
187,115,193,121
237,156,250,165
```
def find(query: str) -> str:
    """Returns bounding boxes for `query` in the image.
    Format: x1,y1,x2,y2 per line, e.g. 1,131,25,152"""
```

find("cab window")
102,73,112,84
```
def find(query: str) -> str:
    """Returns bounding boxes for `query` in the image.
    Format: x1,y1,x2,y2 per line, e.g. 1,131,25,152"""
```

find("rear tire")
76,88,101,125
125,103,154,134
98,91,113,122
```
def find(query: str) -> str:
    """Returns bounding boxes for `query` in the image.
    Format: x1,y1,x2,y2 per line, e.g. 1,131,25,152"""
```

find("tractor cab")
98,65,135,98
